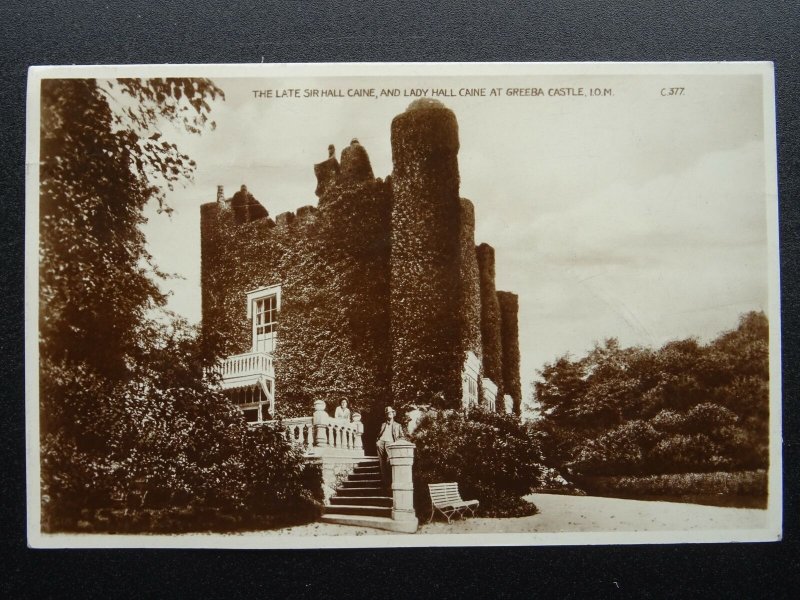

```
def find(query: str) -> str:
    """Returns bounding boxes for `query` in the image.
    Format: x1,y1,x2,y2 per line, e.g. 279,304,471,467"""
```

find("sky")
139,71,771,407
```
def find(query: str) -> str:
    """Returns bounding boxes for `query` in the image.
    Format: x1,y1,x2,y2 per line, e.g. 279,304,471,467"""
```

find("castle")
200,100,522,445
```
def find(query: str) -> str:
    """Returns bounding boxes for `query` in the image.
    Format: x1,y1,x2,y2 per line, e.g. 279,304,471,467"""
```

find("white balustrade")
265,401,364,457
218,351,274,379
207,351,276,411
280,417,314,452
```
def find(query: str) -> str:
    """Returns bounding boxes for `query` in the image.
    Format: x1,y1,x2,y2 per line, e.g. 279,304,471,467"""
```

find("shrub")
576,470,767,507
41,351,323,533
533,312,770,479
409,407,545,518
650,409,686,432
650,433,730,473
569,420,661,476
683,402,738,434
240,424,323,525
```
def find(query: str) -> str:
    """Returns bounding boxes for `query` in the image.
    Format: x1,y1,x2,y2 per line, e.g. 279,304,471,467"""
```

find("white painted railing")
217,351,274,380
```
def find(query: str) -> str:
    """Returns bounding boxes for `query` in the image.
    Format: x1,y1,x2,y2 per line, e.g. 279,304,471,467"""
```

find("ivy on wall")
498,291,521,414
201,102,521,423
459,198,483,361
201,177,391,420
476,243,505,409
389,104,465,413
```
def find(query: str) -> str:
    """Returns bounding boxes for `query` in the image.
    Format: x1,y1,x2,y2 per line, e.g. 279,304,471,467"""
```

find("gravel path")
244,494,768,537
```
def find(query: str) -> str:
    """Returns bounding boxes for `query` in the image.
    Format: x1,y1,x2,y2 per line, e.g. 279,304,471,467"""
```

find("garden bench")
427,482,479,523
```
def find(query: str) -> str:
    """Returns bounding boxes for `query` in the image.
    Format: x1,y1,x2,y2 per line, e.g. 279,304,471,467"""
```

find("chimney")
216,185,225,203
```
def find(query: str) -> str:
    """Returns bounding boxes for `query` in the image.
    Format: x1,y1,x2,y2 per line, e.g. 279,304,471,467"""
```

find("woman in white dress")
334,399,351,423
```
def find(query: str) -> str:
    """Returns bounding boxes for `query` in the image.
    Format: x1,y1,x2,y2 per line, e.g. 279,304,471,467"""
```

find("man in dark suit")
376,406,404,491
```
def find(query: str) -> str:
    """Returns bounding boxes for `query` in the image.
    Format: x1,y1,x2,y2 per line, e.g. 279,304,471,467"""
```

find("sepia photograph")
25,62,781,548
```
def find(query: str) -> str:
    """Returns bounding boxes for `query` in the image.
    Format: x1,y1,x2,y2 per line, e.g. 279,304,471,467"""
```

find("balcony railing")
208,351,276,418
215,351,274,387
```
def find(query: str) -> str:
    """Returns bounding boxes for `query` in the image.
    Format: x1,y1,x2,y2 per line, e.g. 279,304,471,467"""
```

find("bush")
650,433,729,473
576,470,767,508
569,420,661,476
41,344,323,533
409,407,545,518
533,312,770,480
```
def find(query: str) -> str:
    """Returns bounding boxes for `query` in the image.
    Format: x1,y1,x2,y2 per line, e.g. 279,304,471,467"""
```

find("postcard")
25,62,781,548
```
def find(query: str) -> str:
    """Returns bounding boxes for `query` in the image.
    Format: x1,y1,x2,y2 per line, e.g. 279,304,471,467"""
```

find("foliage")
40,319,322,532
476,243,505,407
39,78,322,532
458,199,484,370
200,177,393,428
533,312,770,480
389,105,467,411
410,407,545,517
575,470,767,508
497,291,522,415
40,78,224,381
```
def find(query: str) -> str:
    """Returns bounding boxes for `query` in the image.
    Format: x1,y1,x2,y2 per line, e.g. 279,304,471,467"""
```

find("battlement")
273,205,320,231
204,138,380,242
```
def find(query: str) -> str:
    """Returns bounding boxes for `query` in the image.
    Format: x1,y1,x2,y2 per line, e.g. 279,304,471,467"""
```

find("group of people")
333,399,404,491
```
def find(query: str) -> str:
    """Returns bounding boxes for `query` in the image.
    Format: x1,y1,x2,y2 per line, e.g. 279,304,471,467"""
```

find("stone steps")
333,486,384,497
348,473,382,482
319,514,417,533
352,465,381,474
330,495,393,507
322,504,391,518
323,456,393,522
340,479,382,488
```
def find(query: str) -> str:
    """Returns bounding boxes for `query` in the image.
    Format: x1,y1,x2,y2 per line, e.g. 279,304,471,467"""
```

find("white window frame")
246,284,282,353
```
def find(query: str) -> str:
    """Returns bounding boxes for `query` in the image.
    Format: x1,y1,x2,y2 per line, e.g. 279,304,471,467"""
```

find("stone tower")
389,99,464,410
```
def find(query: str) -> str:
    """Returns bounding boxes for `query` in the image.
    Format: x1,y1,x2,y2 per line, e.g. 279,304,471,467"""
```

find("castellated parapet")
200,101,521,434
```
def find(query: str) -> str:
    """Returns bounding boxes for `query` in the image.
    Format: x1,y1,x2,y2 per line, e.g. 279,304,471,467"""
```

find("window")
246,284,282,353
254,295,277,351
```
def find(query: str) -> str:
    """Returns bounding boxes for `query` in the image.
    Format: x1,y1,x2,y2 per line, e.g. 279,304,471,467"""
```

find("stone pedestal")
352,413,364,451
387,439,418,533
313,399,329,447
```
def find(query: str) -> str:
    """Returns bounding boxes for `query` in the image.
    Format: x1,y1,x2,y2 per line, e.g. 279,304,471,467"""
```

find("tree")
40,78,223,381
532,312,770,478
38,79,323,531
410,407,545,517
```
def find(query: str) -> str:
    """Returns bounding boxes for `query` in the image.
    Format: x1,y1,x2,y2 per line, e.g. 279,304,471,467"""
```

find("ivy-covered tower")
200,100,523,430
389,100,464,410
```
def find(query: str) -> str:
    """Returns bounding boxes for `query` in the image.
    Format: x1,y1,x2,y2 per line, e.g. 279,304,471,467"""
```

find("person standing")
376,406,404,491
335,399,351,422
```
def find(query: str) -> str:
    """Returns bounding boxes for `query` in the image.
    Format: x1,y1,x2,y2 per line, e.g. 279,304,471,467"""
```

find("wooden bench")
427,483,479,523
